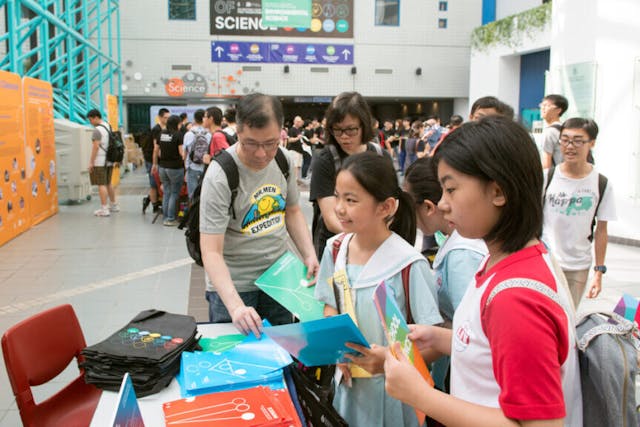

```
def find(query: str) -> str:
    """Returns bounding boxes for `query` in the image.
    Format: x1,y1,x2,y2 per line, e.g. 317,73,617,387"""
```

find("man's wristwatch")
593,265,607,274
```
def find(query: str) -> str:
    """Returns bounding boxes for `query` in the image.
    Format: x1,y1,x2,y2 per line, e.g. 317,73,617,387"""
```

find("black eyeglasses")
241,141,279,152
559,136,590,147
330,126,361,137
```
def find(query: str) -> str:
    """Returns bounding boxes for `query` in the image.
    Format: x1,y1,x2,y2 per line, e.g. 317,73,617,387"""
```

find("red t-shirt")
210,131,229,156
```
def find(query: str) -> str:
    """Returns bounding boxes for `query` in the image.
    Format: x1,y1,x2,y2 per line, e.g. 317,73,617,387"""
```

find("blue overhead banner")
211,41,354,64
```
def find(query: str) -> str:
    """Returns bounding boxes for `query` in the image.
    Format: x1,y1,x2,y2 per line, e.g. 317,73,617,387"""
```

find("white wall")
496,0,541,20
548,0,640,199
469,0,640,203
468,21,551,118
116,0,479,101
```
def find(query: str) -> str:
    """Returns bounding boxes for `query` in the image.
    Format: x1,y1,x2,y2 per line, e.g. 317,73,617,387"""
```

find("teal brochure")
110,372,145,427
262,313,370,366
199,334,245,353
254,251,324,322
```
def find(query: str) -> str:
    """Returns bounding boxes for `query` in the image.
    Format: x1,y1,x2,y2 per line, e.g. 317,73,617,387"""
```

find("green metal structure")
0,0,122,125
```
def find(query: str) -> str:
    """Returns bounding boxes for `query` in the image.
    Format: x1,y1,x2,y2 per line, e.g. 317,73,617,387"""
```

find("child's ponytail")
389,188,417,245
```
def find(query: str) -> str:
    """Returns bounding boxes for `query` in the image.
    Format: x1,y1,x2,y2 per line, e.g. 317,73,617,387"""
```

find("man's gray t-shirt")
200,144,299,292
542,122,563,166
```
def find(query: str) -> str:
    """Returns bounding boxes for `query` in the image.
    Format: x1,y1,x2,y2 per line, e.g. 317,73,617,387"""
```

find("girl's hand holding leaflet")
384,342,429,408
344,343,386,375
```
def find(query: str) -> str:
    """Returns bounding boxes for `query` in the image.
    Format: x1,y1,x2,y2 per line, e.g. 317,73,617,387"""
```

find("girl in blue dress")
314,151,442,427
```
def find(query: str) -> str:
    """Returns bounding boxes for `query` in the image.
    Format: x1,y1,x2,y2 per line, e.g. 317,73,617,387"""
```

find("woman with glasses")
309,91,392,258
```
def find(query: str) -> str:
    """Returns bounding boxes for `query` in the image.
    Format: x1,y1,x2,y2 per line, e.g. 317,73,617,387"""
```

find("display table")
89,323,239,426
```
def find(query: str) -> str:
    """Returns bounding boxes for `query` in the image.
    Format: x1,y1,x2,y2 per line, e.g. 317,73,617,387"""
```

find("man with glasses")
542,118,616,306
540,94,569,168
199,93,319,338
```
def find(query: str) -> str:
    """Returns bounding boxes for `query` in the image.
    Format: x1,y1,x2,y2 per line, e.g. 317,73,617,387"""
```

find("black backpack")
97,124,125,164
217,129,237,146
179,148,290,266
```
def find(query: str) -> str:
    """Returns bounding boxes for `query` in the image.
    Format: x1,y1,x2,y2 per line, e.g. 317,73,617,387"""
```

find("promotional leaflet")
262,313,369,366
373,282,434,424
255,251,324,322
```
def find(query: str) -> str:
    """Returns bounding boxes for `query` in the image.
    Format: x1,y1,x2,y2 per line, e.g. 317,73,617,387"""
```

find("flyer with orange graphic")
22,77,57,225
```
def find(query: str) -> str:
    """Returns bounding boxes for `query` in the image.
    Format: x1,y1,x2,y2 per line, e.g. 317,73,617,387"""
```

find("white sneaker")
94,208,110,217
109,204,120,212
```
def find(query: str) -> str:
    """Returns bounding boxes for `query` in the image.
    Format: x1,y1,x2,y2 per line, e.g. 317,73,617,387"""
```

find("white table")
89,323,239,427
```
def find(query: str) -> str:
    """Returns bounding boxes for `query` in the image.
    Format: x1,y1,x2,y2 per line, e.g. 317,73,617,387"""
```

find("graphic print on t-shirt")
241,184,286,235
546,187,595,216
453,320,471,352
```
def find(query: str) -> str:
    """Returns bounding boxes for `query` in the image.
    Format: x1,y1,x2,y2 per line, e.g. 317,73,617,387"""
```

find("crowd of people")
87,90,615,426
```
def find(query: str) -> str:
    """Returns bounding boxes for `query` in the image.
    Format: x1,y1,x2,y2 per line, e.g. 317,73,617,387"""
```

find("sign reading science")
212,41,353,64
210,0,353,38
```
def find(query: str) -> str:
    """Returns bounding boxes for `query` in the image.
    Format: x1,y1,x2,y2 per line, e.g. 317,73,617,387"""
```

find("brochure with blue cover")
254,251,324,322
262,313,370,366
110,372,145,427
179,320,292,397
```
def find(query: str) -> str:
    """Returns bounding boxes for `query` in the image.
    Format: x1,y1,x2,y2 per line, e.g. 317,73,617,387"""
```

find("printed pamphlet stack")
178,321,292,397
163,385,302,427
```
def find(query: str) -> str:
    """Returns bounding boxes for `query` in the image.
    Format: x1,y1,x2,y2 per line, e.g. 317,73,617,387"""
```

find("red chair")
2,304,102,427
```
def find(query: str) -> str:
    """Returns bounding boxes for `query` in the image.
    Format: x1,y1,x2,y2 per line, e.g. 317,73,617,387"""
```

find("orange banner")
0,71,30,246
106,94,119,132
22,77,58,226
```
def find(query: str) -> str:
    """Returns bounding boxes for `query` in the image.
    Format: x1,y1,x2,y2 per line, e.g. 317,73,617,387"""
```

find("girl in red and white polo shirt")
384,117,582,427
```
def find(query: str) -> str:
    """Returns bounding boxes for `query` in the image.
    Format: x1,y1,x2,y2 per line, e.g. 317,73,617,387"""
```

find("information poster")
0,71,30,246
210,0,353,38
211,41,354,64
22,77,57,226
546,62,597,118
262,0,311,28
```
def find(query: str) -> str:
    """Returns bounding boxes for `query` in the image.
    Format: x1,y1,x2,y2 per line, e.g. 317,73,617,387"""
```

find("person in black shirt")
152,115,185,226
309,92,392,258
143,108,170,213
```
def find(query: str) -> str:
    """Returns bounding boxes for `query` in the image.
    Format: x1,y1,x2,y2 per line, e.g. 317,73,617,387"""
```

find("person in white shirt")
542,117,616,306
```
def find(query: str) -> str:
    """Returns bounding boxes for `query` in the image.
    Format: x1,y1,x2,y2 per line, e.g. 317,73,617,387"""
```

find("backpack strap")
577,312,640,352
96,123,112,152
544,167,607,242
212,150,239,219
401,265,413,324
331,233,347,263
327,144,341,174
274,147,290,181
331,232,413,323
543,166,556,198
367,141,383,155
588,174,608,242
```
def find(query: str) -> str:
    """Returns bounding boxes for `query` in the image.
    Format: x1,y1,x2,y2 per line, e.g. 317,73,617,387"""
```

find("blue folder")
262,313,370,366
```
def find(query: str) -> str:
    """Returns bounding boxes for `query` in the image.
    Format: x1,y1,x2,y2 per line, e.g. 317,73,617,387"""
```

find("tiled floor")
0,167,639,426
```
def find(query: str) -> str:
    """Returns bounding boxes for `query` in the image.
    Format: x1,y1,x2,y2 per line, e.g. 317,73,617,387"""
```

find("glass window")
439,1,448,11
169,0,196,20
375,0,400,26
438,18,447,29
